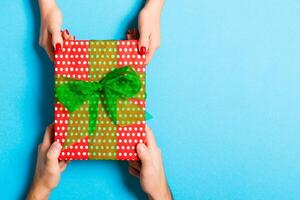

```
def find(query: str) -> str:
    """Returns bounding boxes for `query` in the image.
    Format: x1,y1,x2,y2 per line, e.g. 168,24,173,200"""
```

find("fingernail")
65,29,70,35
140,46,146,55
137,143,146,153
55,43,61,51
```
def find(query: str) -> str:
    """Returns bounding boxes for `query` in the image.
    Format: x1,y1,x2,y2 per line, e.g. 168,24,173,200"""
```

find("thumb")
50,28,63,51
46,141,61,167
137,143,151,165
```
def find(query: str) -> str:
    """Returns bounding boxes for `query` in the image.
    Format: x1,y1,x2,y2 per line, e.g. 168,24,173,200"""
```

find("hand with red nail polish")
128,126,173,200
138,0,164,64
26,124,69,200
38,0,64,61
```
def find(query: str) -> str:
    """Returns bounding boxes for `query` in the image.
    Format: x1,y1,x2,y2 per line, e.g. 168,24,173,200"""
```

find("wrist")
27,180,52,200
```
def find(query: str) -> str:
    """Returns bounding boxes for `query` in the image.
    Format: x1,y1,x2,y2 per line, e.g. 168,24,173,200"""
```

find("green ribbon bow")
55,66,142,133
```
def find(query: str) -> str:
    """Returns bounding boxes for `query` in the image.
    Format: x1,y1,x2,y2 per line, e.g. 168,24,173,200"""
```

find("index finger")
41,123,54,148
145,125,157,148
145,35,160,64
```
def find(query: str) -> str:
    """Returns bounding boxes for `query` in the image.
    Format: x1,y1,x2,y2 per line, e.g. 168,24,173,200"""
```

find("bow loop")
100,66,141,98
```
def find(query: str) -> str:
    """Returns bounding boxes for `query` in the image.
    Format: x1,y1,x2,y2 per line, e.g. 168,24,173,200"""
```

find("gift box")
54,40,146,160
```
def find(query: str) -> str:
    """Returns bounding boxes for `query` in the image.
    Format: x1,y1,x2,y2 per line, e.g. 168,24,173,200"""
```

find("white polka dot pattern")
54,40,146,160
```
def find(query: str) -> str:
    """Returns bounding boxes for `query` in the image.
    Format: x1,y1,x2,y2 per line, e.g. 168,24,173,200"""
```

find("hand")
27,124,69,200
38,0,75,61
128,126,172,200
138,0,164,64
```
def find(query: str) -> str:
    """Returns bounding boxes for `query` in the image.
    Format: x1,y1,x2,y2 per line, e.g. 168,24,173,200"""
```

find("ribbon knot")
55,66,142,133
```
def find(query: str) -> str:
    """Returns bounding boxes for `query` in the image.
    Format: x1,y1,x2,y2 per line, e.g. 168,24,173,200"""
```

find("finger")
128,161,141,171
62,29,70,40
68,35,75,40
59,160,68,172
128,166,140,178
41,124,54,149
46,141,62,168
59,160,68,168
39,29,49,48
145,35,159,64
126,33,131,40
138,25,150,55
50,27,63,51
132,28,139,39
40,32,54,61
145,125,157,148
126,33,134,40
44,44,54,61
145,46,156,64
136,143,152,166
126,28,139,40
126,29,133,40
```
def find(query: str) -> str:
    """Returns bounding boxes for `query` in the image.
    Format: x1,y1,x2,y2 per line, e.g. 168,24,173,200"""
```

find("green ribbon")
55,66,142,133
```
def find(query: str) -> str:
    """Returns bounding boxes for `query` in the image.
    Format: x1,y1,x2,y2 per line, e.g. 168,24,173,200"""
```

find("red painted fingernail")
140,46,146,55
55,43,61,51
65,29,69,35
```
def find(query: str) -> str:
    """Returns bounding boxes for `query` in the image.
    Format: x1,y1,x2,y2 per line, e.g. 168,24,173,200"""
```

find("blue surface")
0,0,300,199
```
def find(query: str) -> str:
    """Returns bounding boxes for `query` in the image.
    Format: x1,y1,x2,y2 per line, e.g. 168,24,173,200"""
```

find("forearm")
148,184,173,200
145,0,164,12
26,181,51,200
38,0,57,15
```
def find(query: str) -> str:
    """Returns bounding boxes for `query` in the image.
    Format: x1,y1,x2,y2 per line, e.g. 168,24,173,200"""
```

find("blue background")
0,0,299,199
